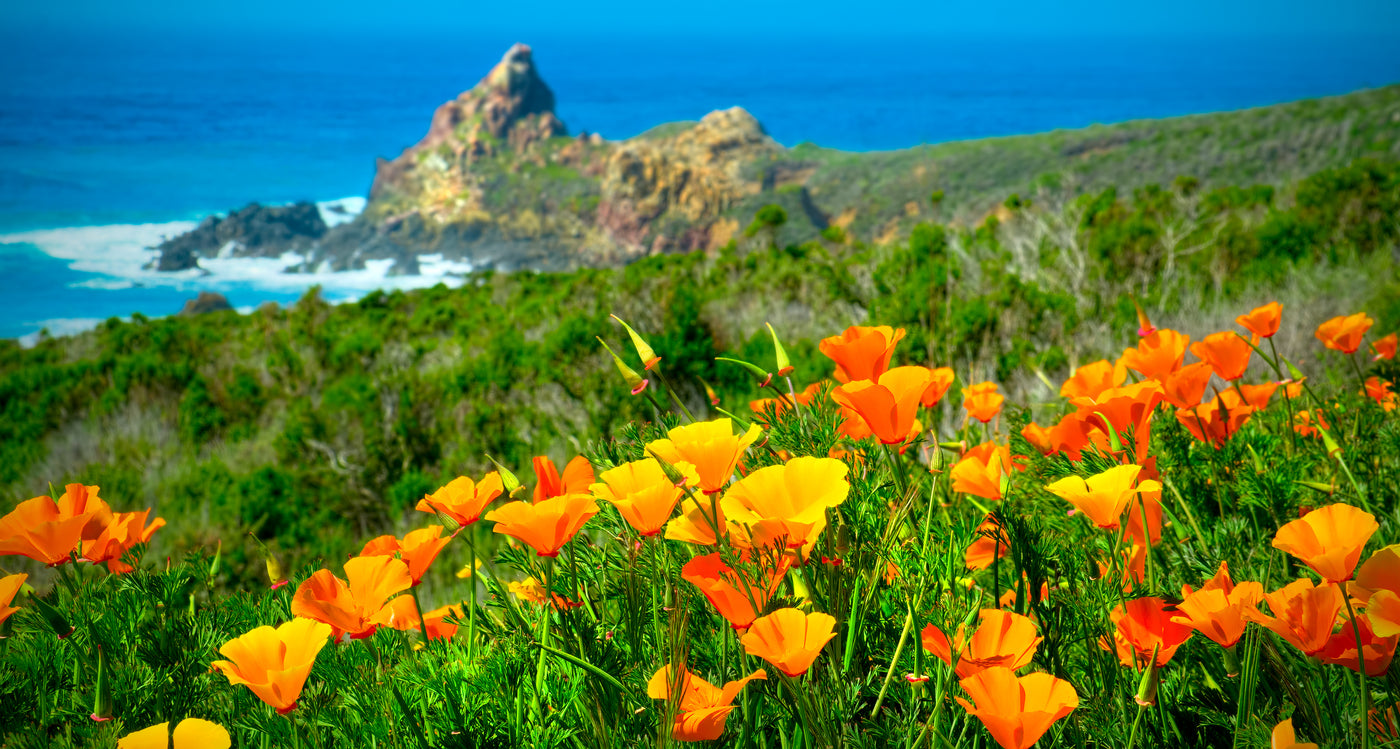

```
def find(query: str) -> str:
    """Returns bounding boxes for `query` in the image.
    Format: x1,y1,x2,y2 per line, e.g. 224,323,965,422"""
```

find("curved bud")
610,315,660,370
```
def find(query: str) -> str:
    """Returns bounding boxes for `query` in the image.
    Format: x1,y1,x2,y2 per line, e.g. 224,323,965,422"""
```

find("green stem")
1342,591,1372,749
1127,703,1147,748
467,528,478,661
870,607,914,716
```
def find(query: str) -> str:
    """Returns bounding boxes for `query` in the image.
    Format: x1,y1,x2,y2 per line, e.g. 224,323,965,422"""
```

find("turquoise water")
2,30,1398,339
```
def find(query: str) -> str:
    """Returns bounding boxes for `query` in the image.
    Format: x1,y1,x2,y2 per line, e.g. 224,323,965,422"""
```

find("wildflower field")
3,156,1400,748
3,298,1400,748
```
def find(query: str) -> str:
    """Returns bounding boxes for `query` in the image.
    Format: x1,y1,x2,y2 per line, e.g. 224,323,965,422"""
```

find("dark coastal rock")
179,291,234,316
152,202,327,272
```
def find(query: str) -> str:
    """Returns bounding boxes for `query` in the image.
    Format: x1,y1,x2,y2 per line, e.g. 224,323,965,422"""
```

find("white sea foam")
18,317,112,348
317,196,367,228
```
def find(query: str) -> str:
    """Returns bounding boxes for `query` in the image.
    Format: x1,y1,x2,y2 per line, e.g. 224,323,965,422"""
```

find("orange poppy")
1243,578,1342,656
955,667,1079,749
834,397,877,441
1367,377,1398,412
1119,329,1190,381
646,664,766,742
0,572,27,627
831,366,934,444
749,382,823,424
1102,597,1193,668
360,526,454,585
1315,312,1374,354
720,456,850,555
818,325,906,383
117,718,231,749
963,382,1005,424
417,473,504,526
1292,409,1330,438
290,555,414,640
212,617,332,714
1190,331,1255,382
0,484,111,567
1270,718,1318,749
965,517,1010,571
1160,361,1215,410
508,577,581,611
1171,562,1263,650
951,443,1017,502
1068,380,1164,445
592,458,697,536
1176,391,1255,448
681,553,788,631
82,509,165,574
1097,542,1148,591
1020,422,1055,455
486,493,599,557
1239,382,1279,411
740,608,838,677
1374,333,1397,361
922,609,1041,678
1045,464,1160,530
1060,359,1127,401
1352,545,1400,637
1272,503,1377,583
646,419,763,494
533,455,596,503
1237,302,1282,339
386,600,467,641
1319,614,1398,677
922,366,957,407
1120,470,1163,548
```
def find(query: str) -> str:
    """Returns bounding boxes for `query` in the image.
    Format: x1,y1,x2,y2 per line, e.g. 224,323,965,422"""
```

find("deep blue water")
1,30,1398,339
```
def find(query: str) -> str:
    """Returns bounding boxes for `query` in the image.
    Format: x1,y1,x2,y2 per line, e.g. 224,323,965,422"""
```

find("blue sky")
5,0,1399,36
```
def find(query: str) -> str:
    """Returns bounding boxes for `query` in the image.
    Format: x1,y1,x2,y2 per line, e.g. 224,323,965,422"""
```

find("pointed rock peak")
479,43,556,116
699,107,767,137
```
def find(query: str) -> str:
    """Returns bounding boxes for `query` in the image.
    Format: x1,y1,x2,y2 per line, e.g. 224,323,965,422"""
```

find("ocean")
2,30,1398,341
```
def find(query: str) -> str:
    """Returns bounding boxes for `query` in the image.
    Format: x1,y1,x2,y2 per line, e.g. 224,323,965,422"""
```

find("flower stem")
1342,591,1372,749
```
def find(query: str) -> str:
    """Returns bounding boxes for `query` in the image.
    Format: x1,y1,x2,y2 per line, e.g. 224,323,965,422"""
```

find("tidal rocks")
153,202,327,271
179,291,234,316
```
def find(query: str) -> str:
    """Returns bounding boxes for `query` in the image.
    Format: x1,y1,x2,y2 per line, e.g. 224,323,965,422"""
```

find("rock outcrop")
179,291,234,316
153,202,326,271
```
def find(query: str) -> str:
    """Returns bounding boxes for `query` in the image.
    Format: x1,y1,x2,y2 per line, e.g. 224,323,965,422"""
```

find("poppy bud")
208,540,222,578
1295,480,1337,496
1246,445,1265,475
700,379,721,406
265,555,286,590
427,504,463,533
597,336,649,395
1133,298,1156,338
30,594,73,639
91,645,113,722
765,323,794,377
485,454,525,498
1284,358,1306,382
716,356,773,387
610,315,661,370
1221,644,1240,678
645,449,691,488
1134,645,1162,706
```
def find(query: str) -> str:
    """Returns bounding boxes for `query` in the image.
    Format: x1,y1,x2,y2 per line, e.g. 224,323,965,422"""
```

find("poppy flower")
0,572,27,627
1176,390,1255,448
533,455,596,503
1102,597,1194,668
1239,382,1279,411
508,577,581,611
0,484,112,567
212,617,332,714
388,598,468,641
417,473,504,526
832,366,935,444
82,509,165,574
1353,545,1400,637
1068,380,1164,444
749,382,823,424
720,456,850,555
1243,578,1342,656
1190,331,1255,381
1171,562,1264,650
592,458,698,536
922,609,1041,678
740,608,838,677
1161,362,1215,409
1367,377,1398,412
486,493,599,557
117,718,231,749
1095,542,1148,591
1374,333,1397,361
955,667,1079,749
1020,422,1055,455
951,443,1017,502
921,367,957,407
963,382,1005,424
360,526,454,585
647,664,766,742
1271,718,1318,749
818,325,906,383
646,419,763,494
1292,409,1329,438
681,553,788,631
1059,359,1127,401
1120,467,1163,547
1315,312,1374,354
1119,329,1190,381
1272,503,1377,583
1237,302,1283,339
1045,464,1160,530
965,517,1011,571
290,555,414,640
1318,614,1398,677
